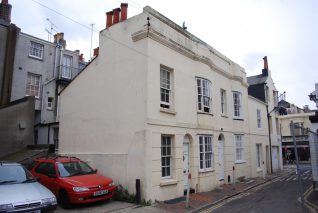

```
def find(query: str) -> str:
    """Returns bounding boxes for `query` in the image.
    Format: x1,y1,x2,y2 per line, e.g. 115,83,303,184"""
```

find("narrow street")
203,164,313,213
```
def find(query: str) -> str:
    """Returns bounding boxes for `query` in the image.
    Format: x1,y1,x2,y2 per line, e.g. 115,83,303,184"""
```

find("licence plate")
94,189,108,196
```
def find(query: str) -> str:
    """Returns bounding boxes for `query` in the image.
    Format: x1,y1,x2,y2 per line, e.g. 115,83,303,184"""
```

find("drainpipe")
47,123,50,144
267,105,273,174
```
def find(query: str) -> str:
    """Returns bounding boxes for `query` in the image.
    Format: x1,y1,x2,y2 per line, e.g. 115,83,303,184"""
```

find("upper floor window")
26,73,41,98
160,67,172,109
62,55,73,79
161,135,172,178
235,134,244,162
197,78,212,113
257,109,261,128
220,89,227,115
199,135,213,171
233,91,242,118
29,41,44,59
47,97,53,110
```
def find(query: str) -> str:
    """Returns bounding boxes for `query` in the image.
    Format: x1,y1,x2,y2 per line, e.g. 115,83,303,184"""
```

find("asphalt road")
205,164,313,213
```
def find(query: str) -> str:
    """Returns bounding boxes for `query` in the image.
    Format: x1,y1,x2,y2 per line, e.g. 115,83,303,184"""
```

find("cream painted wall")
279,113,315,136
247,96,269,177
59,6,273,201
264,73,283,171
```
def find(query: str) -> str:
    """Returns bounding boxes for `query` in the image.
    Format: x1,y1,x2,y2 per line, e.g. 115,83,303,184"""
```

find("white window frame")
160,67,172,109
161,135,172,178
47,97,53,110
256,144,262,169
26,73,41,98
257,109,261,128
29,41,44,59
235,134,244,163
233,91,242,118
199,135,213,171
221,89,227,115
197,78,212,113
62,55,73,79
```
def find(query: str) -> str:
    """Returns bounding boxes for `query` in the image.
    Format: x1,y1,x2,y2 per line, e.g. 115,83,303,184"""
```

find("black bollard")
136,179,141,204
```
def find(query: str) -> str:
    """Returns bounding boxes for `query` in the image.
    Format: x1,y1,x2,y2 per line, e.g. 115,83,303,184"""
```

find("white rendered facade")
59,6,272,201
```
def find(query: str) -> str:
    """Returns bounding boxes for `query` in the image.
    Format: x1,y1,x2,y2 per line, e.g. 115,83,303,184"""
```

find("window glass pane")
26,73,41,98
29,42,44,59
196,78,212,112
161,135,172,177
160,68,171,107
199,135,213,170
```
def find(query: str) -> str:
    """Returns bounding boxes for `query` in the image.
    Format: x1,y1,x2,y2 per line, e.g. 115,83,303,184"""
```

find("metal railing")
282,135,309,142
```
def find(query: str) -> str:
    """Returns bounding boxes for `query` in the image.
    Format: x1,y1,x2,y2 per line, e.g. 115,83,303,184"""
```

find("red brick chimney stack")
106,11,113,28
263,56,268,70
79,54,84,62
120,3,128,21
106,3,128,29
0,0,12,23
93,47,99,57
262,56,269,76
113,8,121,24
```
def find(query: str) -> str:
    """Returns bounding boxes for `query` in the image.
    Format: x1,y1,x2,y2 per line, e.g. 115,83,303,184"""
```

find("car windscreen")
0,164,35,184
57,161,95,177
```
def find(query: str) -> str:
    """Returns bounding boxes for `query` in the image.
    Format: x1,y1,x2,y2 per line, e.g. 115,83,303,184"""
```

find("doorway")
218,134,225,181
183,135,190,191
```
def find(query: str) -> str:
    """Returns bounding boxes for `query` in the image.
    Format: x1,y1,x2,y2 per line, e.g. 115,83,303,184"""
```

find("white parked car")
0,161,57,212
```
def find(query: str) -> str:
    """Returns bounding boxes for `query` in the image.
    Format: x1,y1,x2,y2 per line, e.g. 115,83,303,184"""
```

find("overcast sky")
10,0,318,109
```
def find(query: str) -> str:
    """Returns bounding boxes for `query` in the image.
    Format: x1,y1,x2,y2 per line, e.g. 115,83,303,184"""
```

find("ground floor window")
161,135,172,178
235,135,244,162
256,144,262,168
199,135,213,171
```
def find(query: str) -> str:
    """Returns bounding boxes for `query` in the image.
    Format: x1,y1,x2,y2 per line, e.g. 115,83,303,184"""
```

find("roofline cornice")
132,28,248,87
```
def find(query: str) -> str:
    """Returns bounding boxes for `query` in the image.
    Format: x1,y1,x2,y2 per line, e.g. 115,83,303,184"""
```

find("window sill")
160,108,176,115
199,168,214,173
256,168,263,172
233,117,244,121
26,95,40,100
221,114,228,118
197,111,213,116
28,55,43,61
235,160,246,164
160,179,178,187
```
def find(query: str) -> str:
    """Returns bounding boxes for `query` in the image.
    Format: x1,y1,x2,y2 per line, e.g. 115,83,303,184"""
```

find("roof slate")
247,74,267,85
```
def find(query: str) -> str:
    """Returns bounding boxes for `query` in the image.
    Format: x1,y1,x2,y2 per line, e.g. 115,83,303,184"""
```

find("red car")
29,156,116,208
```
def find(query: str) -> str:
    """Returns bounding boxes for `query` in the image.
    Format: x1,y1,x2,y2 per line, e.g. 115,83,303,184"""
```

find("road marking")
286,176,293,181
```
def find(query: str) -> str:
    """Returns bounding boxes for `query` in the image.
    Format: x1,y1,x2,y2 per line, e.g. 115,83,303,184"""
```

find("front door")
218,141,225,180
272,146,279,172
183,142,189,190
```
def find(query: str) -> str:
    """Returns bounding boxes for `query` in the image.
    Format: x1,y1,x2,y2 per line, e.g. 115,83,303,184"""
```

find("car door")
33,162,59,195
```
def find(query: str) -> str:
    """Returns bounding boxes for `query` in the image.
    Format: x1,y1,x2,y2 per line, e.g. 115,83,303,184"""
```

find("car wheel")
59,189,72,209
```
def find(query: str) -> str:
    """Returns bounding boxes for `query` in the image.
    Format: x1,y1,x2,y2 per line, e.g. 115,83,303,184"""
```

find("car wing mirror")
94,169,98,173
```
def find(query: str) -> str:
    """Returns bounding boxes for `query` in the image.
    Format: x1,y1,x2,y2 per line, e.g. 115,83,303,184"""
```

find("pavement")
154,170,290,213
4,150,318,212
149,165,318,213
